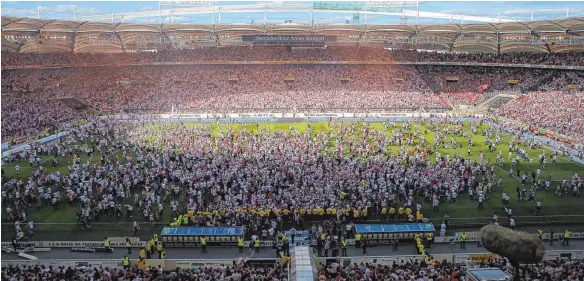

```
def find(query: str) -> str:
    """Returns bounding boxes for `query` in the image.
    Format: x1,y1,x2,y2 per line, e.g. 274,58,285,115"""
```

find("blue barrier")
355,224,435,234
161,227,244,236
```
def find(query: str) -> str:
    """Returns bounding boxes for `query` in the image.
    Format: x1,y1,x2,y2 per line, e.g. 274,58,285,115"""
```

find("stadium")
1,1,584,280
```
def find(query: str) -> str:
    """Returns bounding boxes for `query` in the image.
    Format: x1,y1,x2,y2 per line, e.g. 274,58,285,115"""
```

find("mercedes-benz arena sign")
242,35,337,45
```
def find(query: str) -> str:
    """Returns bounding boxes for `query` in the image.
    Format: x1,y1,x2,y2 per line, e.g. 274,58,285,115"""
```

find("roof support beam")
71,4,518,24
114,22,125,52
515,21,534,34
545,20,569,31
38,19,58,30
2,18,24,28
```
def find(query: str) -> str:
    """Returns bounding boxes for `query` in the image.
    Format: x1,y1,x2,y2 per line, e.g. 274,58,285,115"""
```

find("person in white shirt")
26,221,34,236
440,221,446,237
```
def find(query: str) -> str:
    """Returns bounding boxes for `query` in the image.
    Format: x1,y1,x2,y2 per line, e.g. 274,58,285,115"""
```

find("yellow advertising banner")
508,80,520,84
395,78,404,81
445,76,460,82
228,78,239,81
568,84,580,89
284,77,296,81
469,254,498,262
339,77,351,81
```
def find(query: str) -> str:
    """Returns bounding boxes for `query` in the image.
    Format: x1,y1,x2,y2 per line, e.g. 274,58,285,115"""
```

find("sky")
1,1,583,25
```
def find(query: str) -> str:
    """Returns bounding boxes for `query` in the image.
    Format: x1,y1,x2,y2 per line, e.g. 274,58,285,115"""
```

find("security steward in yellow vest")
537,229,543,240
148,237,155,254
104,237,111,253
238,237,245,253
145,241,152,259
161,250,167,259
563,230,572,246
279,250,287,264
426,233,433,248
281,233,287,242
254,239,260,253
156,242,163,259
139,248,146,259
126,239,132,254
200,236,208,253
460,232,467,249
355,233,362,248
122,255,130,269
341,239,348,257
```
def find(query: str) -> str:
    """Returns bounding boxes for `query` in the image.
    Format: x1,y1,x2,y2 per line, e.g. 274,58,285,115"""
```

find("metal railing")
4,212,584,233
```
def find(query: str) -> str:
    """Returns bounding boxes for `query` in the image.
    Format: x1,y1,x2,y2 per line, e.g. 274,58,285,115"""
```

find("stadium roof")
2,15,584,54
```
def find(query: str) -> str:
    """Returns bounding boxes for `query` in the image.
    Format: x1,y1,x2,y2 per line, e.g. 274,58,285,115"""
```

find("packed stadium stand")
2,54,583,142
0,258,579,280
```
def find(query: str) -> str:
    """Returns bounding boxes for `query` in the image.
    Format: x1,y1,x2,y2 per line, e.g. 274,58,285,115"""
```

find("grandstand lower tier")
3,239,584,263
2,245,584,281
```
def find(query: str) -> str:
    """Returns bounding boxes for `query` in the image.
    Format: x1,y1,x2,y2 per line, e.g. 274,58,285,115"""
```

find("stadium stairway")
438,94,453,108
57,96,99,113
473,92,519,113
291,245,314,281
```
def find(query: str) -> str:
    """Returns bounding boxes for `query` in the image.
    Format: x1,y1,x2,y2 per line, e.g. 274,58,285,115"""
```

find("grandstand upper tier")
2,15,584,54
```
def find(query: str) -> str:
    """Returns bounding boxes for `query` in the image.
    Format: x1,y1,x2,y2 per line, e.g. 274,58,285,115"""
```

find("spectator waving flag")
479,80,489,92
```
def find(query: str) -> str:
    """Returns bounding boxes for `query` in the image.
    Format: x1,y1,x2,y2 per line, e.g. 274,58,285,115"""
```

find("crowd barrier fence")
0,258,279,271
2,230,583,250
2,250,583,271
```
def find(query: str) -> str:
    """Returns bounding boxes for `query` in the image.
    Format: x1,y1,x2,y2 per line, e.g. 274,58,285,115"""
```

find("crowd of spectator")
1,69,90,143
6,114,575,247
421,66,551,95
538,71,584,92
1,262,290,281
2,256,584,281
1,65,438,141
2,62,583,142
1,46,395,67
389,50,584,66
3,256,580,280
318,257,584,281
2,48,584,68
495,90,584,143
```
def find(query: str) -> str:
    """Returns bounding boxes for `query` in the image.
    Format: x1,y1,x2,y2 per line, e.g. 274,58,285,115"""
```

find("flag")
479,80,489,92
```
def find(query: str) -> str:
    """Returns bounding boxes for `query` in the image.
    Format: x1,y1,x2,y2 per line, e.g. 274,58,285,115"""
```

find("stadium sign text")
242,35,336,43
160,1,212,5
